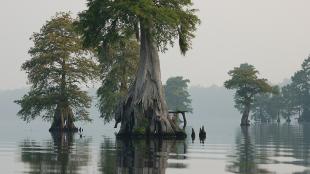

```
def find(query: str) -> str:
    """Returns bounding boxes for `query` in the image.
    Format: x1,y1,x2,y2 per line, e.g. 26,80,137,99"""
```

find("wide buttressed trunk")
49,104,78,132
115,24,185,138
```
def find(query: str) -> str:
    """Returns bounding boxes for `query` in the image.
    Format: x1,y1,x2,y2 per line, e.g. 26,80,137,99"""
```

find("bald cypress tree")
78,0,200,137
224,64,273,126
15,12,98,132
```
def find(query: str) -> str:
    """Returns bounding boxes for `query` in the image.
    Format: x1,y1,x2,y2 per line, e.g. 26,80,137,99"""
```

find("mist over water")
1,1,309,173
0,87,309,174
1,122,310,174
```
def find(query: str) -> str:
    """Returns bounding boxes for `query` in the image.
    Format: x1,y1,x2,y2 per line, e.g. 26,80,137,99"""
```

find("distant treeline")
252,56,310,123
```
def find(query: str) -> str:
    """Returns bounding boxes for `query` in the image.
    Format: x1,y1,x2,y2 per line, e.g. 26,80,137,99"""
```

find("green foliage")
15,12,99,122
249,61,310,123
224,63,273,113
281,84,299,119
77,0,200,55
164,76,192,112
97,38,139,123
285,55,310,121
77,0,200,125
133,116,149,134
133,127,146,135
251,89,282,122
229,60,310,123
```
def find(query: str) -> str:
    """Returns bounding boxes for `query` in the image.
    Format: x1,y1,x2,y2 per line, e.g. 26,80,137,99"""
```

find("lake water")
1,123,310,174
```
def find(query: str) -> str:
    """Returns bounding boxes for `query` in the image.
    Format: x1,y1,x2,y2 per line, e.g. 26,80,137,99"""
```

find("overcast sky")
1,0,310,90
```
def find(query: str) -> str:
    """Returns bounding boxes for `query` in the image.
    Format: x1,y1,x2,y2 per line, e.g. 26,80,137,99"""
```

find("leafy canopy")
78,0,200,55
164,76,192,112
15,12,99,122
239,56,310,122
291,57,310,104
224,63,273,112
286,55,310,120
97,38,139,122
251,86,281,122
281,84,299,118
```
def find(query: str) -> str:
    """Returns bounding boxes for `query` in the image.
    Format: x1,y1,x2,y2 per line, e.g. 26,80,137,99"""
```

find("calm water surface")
1,123,310,174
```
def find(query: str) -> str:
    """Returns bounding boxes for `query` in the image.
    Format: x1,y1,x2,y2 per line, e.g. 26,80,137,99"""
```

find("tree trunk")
49,104,78,132
49,57,77,132
115,23,185,138
241,103,251,126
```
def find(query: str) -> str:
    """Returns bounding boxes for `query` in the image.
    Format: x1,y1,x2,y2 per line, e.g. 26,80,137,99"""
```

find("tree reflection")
262,124,310,169
227,124,310,174
292,124,310,166
98,138,117,174
226,127,271,174
20,133,90,174
98,138,187,174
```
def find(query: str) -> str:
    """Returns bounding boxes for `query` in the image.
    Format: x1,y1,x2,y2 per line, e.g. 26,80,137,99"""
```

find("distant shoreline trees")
289,56,310,122
164,76,193,113
15,13,99,132
252,55,310,123
251,87,281,123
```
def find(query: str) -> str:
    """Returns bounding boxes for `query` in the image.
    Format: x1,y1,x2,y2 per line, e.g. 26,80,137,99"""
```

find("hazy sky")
1,0,310,90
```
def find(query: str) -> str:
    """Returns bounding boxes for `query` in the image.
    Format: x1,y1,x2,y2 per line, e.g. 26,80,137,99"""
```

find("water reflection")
15,124,310,174
98,138,187,174
98,138,117,174
227,124,310,174
252,124,310,171
226,127,271,174
20,133,91,174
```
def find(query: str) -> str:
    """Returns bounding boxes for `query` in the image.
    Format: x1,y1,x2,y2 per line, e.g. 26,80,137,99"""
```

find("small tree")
15,12,98,132
224,63,273,126
164,76,192,112
97,38,139,123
